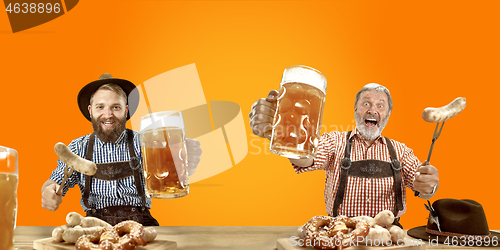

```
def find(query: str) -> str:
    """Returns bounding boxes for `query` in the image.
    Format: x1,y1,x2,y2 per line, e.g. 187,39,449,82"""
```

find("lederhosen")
330,131,404,228
83,129,159,226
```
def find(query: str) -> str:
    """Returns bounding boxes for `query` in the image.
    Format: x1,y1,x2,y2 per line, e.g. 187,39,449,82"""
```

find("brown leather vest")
331,131,404,216
82,129,146,209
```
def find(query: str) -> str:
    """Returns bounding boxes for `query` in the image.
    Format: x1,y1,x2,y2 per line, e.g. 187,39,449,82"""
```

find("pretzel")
303,216,347,241
75,220,146,250
302,215,369,250
337,216,370,248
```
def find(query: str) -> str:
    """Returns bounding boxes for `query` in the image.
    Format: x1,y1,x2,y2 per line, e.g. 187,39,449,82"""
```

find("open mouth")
102,121,115,128
364,118,378,128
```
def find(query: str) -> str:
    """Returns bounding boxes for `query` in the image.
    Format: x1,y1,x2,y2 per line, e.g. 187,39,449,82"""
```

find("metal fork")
426,122,445,163
56,165,74,196
414,122,445,197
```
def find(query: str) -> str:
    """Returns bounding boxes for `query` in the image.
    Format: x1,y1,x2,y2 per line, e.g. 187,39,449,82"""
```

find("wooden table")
15,226,295,250
14,226,500,250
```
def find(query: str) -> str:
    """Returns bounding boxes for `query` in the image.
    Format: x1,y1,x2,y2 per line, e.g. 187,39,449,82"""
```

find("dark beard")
91,116,127,143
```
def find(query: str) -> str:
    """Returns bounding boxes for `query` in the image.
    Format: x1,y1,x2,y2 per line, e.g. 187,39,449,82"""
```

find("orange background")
1,0,499,229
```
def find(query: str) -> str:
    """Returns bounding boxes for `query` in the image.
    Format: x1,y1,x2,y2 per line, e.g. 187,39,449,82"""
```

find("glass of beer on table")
270,65,327,159
0,146,18,250
140,111,189,199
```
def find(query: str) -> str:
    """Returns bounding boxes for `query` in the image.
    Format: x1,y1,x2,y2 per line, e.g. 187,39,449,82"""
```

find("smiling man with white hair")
353,83,393,141
249,83,439,228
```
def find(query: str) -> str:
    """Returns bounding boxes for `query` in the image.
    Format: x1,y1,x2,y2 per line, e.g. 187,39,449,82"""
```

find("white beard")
354,111,390,141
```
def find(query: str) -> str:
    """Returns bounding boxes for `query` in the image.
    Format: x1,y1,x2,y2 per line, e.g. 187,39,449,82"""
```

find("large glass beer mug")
270,65,327,159
140,111,189,199
0,146,18,250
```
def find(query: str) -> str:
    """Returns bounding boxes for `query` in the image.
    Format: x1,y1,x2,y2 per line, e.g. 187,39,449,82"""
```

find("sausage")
52,225,71,242
386,224,405,242
54,142,97,175
144,227,158,242
373,210,394,227
80,216,112,228
363,227,391,245
353,212,403,246
66,212,84,226
62,226,105,243
422,97,466,123
355,215,376,227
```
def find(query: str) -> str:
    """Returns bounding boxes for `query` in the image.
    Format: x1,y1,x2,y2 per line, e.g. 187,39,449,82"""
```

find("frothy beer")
141,127,189,199
0,173,17,250
270,66,327,159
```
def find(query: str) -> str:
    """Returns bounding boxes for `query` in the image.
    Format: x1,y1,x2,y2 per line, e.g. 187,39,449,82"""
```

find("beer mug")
0,146,18,250
270,65,327,159
140,111,189,199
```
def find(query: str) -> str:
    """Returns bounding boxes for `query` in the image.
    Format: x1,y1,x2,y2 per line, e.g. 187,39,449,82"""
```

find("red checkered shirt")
293,129,421,217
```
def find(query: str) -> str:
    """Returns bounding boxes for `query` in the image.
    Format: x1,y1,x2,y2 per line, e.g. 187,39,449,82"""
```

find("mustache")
97,117,117,122
91,116,126,143
363,114,380,121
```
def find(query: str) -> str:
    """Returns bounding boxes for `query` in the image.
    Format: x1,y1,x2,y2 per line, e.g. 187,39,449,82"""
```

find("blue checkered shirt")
49,129,152,211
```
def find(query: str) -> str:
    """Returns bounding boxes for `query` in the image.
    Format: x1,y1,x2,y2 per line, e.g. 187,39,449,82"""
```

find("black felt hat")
77,73,139,121
407,199,500,247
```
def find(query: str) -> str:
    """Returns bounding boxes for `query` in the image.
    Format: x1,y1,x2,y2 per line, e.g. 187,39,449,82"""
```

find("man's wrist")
290,158,314,168
418,182,439,199
429,181,439,195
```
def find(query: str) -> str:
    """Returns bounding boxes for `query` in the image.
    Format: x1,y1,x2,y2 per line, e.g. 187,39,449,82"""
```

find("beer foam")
281,65,327,94
140,111,185,133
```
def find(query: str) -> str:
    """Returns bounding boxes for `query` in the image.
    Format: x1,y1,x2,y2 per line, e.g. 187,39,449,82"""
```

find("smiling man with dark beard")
249,83,439,228
41,73,202,226
90,106,127,143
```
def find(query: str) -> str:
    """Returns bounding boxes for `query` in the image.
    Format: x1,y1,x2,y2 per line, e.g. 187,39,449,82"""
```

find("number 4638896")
5,3,61,14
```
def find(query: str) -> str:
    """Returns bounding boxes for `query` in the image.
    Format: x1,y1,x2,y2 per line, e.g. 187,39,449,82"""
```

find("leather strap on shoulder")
331,131,353,216
126,129,147,208
385,137,404,215
83,133,95,209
